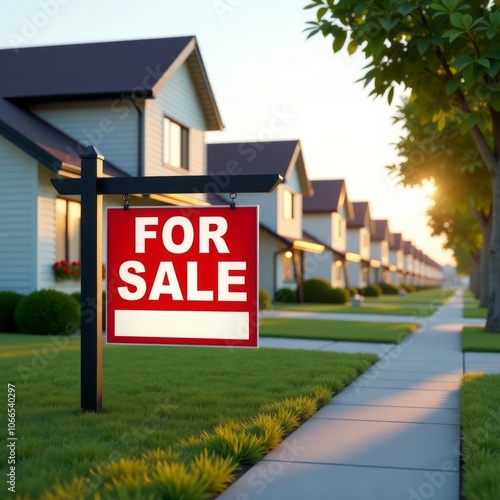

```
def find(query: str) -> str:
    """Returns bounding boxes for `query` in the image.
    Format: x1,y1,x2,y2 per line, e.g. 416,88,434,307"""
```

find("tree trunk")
486,170,500,332
474,210,492,307
469,251,480,299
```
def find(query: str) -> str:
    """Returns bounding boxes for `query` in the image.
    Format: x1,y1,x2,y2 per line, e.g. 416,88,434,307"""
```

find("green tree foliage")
306,0,500,330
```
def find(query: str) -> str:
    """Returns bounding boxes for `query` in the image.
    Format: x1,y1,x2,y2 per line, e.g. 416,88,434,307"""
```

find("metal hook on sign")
229,192,237,209
123,193,130,210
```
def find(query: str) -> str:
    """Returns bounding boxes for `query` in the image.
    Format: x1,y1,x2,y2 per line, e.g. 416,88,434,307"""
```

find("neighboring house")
413,248,423,286
402,240,415,285
346,201,373,289
302,179,354,288
0,37,223,294
207,140,324,299
389,232,404,285
370,220,393,284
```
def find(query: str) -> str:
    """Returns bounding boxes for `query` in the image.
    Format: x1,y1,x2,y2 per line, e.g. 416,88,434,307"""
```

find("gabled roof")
0,97,126,176
347,201,372,230
403,240,414,255
303,179,354,219
0,36,223,130
372,219,393,245
390,232,404,251
207,140,313,196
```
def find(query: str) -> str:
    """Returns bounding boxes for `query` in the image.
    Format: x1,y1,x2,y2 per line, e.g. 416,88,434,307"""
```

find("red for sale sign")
106,206,259,347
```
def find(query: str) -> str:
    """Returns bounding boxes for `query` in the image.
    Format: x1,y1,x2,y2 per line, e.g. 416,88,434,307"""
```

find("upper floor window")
163,117,189,169
283,189,294,220
56,198,81,262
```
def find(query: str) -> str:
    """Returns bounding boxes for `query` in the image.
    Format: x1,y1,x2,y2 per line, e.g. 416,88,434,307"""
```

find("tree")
387,100,492,305
306,0,500,331
427,199,483,296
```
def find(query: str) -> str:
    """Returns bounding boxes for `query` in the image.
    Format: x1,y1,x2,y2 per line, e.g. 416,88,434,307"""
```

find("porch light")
285,250,293,259
370,260,381,268
335,260,343,267
345,252,361,262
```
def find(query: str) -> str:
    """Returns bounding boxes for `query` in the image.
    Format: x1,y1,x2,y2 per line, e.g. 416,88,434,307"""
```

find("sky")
0,0,454,265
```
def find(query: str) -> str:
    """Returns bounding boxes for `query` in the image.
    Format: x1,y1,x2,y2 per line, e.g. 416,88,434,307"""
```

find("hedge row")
0,289,84,335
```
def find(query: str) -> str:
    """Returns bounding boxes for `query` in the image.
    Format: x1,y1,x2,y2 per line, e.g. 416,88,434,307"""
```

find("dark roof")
0,97,126,176
0,36,223,130
207,141,313,196
371,220,389,242
347,201,370,228
303,179,353,219
0,37,190,99
390,232,403,251
403,240,414,255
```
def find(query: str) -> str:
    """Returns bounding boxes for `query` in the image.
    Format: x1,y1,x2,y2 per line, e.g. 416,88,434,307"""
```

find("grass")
274,302,436,316
462,326,500,352
0,333,376,498
463,306,487,318
260,318,418,343
364,287,455,305
461,373,500,499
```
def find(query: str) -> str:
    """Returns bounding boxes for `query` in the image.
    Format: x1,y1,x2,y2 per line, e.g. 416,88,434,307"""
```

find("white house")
389,232,404,285
346,201,373,289
402,240,415,285
370,220,393,284
0,37,223,294
302,179,354,288
207,140,324,299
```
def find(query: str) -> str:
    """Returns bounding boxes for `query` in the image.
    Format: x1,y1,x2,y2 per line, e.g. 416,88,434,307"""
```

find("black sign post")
51,145,282,413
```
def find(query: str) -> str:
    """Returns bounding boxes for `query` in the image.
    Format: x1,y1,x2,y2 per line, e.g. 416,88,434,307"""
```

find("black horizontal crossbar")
51,174,283,196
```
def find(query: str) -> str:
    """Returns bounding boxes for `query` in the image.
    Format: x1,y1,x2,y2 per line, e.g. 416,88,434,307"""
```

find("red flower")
53,262,61,269
73,270,80,276
63,268,70,275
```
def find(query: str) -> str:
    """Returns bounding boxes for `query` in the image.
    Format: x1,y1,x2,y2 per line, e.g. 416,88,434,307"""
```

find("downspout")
130,94,144,177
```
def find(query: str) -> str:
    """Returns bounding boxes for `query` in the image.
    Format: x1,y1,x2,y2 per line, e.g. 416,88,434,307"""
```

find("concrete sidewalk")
219,292,495,500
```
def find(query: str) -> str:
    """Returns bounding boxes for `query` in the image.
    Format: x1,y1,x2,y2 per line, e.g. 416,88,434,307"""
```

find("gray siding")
0,137,38,294
144,62,206,187
304,213,333,246
37,167,57,290
30,100,140,177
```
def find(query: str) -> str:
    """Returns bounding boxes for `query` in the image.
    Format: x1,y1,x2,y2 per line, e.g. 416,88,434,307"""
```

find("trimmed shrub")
348,287,359,297
259,289,271,310
303,278,333,303
274,288,297,303
378,282,401,295
330,288,349,304
15,289,80,335
0,291,24,332
360,285,382,297
401,284,417,293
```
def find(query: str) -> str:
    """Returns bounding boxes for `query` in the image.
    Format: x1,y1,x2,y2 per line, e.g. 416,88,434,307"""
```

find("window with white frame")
283,189,294,220
56,198,81,262
163,117,189,169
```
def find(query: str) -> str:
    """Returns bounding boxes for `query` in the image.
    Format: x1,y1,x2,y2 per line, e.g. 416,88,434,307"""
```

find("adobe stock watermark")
8,0,73,51
213,0,244,20
407,441,460,500
233,438,307,500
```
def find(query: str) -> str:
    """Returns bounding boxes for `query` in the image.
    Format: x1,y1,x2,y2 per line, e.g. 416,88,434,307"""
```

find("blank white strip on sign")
114,310,249,340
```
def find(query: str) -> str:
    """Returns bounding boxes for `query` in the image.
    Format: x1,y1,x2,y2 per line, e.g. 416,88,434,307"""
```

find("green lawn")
0,333,376,499
274,302,436,316
463,306,487,318
461,373,500,499
260,318,418,343
462,326,500,352
364,288,455,305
